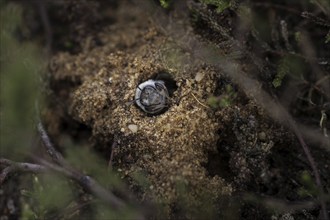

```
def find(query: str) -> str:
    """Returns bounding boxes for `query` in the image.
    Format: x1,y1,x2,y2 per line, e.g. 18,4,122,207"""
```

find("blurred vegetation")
208,85,237,108
21,174,74,219
273,55,306,88
298,170,320,197
0,2,41,160
0,2,141,219
200,0,231,13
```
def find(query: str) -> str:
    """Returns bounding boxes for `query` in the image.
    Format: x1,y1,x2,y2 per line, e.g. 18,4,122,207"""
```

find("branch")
35,107,150,217
40,119,151,218
0,158,48,184
35,121,130,211
34,158,127,211
0,157,130,213
1,117,147,219
37,122,65,165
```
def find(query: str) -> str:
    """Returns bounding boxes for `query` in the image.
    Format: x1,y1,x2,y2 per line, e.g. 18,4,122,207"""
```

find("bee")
135,79,170,115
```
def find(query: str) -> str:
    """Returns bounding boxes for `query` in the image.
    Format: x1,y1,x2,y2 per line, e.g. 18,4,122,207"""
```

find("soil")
19,0,330,219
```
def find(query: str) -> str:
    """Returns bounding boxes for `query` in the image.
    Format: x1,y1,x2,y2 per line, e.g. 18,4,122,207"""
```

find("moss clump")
49,3,232,217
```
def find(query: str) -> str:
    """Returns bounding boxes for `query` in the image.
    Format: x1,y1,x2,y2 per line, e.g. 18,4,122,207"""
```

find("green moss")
200,0,231,13
207,85,237,108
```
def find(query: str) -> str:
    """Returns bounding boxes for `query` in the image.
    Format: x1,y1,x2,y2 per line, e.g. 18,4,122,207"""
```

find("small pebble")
259,132,266,141
128,124,138,133
195,72,205,82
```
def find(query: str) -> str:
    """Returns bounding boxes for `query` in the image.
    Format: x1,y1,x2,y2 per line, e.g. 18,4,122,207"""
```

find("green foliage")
95,203,139,220
34,175,72,209
325,31,330,44
66,146,123,189
208,85,236,109
273,57,290,88
66,146,145,217
20,174,74,219
0,3,43,159
294,31,302,43
159,0,171,9
273,55,306,88
34,175,73,218
130,169,151,191
298,171,319,197
200,0,231,13
0,4,138,219
19,145,142,219
21,203,36,220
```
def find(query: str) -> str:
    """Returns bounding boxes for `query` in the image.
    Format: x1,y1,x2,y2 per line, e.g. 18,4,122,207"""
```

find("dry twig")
0,120,146,220
0,159,48,184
